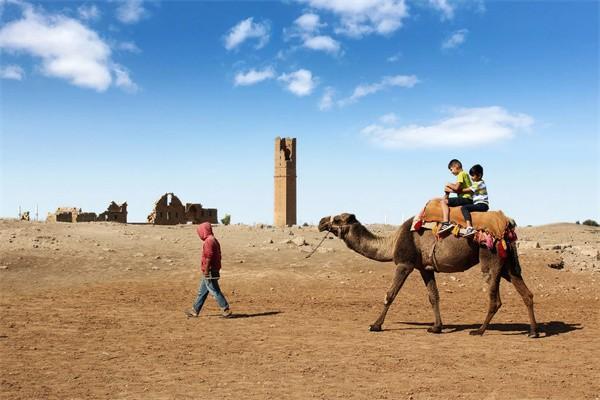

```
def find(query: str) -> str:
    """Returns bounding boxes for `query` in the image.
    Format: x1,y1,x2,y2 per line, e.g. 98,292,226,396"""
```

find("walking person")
185,222,232,318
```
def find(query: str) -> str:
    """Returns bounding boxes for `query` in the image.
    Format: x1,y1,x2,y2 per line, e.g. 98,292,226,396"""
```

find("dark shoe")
185,309,199,318
438,222,454,235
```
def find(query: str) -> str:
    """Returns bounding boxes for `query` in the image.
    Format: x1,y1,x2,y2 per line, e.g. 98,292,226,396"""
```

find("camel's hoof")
469,329,484,336
427,326,442,334
369,325,382,332
528,331,540,338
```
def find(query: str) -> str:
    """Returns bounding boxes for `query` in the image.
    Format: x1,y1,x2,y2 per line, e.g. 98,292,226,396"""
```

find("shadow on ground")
203,311,282,319
389,320,582,337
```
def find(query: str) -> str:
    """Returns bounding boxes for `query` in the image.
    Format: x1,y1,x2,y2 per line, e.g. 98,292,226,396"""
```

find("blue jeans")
192,276,229,314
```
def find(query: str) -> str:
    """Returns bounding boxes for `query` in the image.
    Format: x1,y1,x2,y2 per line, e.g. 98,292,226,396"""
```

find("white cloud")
303,35,340,54
339,74,419,105
362,106,534,148
442,29,468,49
319,86,335,111
224,17,270,51
234,67,275,86
387,52,401,62
112,63,137,92
278,69,316,97
298,0,408,37
117,41,140,53
0,3,136,92
116,0,146,24
78,4,100,21
429,0,454,20
294,13,324,33
287,12,341,55
0,64,24,80
379,112,398,124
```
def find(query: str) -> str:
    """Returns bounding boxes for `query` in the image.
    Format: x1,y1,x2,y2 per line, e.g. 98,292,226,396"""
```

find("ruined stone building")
185,203,218,224
47,207,97,223
274,137,297,227
147,193,217,225
47,201,127,223
98,201,128,223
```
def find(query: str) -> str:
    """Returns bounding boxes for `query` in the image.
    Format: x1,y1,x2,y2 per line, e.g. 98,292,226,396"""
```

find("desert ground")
1,219,599,399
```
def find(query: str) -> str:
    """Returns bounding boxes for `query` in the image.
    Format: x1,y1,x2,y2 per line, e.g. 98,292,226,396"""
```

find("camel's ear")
347,214,357,223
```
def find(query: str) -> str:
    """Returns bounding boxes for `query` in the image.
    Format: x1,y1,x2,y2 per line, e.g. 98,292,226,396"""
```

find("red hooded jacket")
197,223,221,274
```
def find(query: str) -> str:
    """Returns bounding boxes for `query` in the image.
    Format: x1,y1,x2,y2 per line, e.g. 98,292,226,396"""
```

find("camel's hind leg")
420,269,443,333
470,257,502,336
504,244,539,338
369,263,414,332
507,271,539,338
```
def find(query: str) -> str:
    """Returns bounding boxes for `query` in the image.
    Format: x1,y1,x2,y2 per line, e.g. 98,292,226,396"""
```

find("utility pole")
36,204,39,221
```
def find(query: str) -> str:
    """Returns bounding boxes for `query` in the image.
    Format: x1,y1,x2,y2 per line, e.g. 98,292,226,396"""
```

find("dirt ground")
1,220,599,399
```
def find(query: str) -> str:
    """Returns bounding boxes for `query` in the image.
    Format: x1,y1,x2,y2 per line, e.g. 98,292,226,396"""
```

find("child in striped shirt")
460,164,489,237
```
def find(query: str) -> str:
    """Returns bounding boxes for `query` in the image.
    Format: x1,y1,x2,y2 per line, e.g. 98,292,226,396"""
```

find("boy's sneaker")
438,222,454,235
463,227,476,237
221,308,233,318
185,309,199,318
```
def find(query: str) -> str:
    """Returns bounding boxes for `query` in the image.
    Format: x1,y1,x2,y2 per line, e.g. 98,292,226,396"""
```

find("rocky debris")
0,265,8,270
278,239,292,245
292,237,307,246
543,243,572,251
317,247,334,254
134,253,145,257
264,238,274,244
102,248,115,252
548,260,565,270
154,256,161,260
518,241,540,249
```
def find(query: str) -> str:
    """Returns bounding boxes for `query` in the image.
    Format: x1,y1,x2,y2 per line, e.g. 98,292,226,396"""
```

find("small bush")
220,214,231,225
582,219,599,227
575,220,580,225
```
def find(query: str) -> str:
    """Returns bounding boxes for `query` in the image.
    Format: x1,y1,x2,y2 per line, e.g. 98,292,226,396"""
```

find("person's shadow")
389,320,581,337
208,311,282,319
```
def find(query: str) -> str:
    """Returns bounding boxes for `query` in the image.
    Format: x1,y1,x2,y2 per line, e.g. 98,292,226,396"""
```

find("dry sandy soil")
1,219,599,399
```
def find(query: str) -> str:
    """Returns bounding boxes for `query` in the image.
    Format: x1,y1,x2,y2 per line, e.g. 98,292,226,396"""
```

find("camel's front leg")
420,269,443,333
370,263,414,332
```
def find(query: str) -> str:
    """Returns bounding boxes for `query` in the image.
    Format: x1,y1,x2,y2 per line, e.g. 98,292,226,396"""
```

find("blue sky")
1,0,598,225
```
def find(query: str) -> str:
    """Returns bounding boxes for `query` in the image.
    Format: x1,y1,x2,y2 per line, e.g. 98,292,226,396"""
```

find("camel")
318,213,539,338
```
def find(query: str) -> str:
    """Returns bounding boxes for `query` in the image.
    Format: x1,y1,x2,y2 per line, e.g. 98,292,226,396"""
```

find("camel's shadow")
207,311,282,319
391,320,581,337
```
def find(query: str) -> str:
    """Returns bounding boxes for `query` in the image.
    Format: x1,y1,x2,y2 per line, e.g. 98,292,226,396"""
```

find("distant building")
147,193,217,225
98,201,128,223
274,137,297,227
47,201,127,223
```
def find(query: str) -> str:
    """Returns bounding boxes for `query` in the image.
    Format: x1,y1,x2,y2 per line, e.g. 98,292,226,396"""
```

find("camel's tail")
508,242,522,277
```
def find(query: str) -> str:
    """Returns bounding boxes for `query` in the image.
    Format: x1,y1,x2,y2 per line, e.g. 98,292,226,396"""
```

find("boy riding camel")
438,159,472,234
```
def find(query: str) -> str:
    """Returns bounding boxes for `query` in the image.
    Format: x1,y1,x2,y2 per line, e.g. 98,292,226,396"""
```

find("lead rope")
304,230,332,259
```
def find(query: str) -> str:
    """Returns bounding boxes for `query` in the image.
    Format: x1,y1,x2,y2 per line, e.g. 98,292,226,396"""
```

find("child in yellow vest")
438,159,472,234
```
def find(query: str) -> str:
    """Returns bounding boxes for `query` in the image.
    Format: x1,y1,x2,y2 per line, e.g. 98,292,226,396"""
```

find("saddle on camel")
411,200,518,259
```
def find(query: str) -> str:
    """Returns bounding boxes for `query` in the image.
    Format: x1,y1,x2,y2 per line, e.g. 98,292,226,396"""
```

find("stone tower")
274,137,297,227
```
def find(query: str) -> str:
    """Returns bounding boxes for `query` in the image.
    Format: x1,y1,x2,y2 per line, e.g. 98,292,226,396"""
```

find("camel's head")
318,213,359,237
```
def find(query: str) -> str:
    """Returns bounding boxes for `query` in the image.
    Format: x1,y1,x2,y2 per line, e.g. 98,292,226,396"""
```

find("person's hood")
197,222,213,240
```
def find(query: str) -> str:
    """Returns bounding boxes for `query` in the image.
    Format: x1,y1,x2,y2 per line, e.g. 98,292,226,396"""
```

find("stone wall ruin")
147,193,217,225
47,202,127,223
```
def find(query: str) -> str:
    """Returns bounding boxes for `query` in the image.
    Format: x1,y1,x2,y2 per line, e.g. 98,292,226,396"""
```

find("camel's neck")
341,224,398,262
